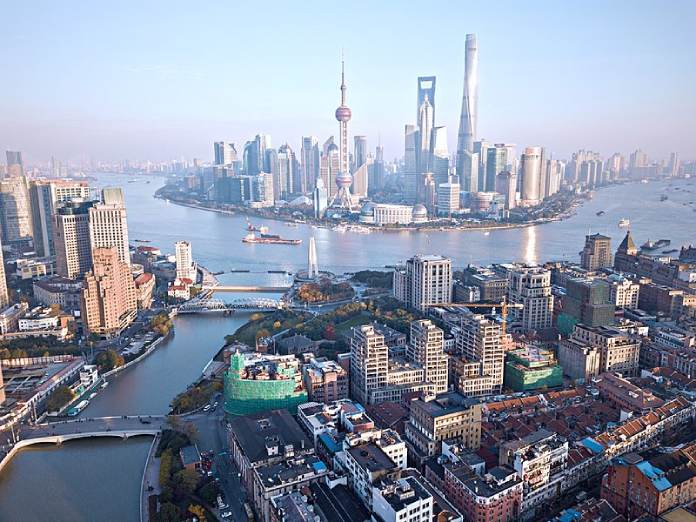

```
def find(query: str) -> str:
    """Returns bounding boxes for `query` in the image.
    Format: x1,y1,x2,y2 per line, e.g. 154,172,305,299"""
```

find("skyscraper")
495,171,517,210
5,151,23,177
175,241,196,281
352,135,369,198
350,324,388,405
508,267,554,332
54,201,95,279
301,136,320,193
89,187,130,265
485,145,508,192
81,247,137,338
417,95,434,174
520,146,542,206
214,142,237,166
313,178,328,218
430,126,449,186
30,180,90,257
0,175,33,245
319,138,339,199
330,60,355,210
416,76,436,123
0,236,9,309
394,254,452,311
455,312,505,396
403,124,419,200
277,144,296,197
455,34,479,180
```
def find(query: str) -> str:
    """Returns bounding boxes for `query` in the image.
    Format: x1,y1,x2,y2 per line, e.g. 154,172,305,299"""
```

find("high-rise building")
607,274,640,309
614,230,639,273
580,234,613,270
430,126,449,186
81,247,137,337
352,135,369,198
331,61,355,210
667,152,680,177
407,320,448,394
300,136,320,193
214,141,237,166
5,151,23,177
277,143,296,197
313,178,328,218
417,95,434,174
54,201,95,279
403,124,419,200
252,172,274,206
519,147,542,206
370,144,386,194
394,254,452,311
175,241,196,281
563,278,615,328
485,145,508,193
437,181,460,216
89,188,130,265
459,150,479,193
0,175,33,245
30,180,90,257
508,267,554,332
417,76,436,123
319,138,339,199
455,34,479,180
350,324,388,405
454,312,505,396
495,171,517,211
0,237,9,309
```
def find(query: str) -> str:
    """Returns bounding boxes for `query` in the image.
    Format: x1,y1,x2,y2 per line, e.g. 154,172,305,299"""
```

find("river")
0,174,694,521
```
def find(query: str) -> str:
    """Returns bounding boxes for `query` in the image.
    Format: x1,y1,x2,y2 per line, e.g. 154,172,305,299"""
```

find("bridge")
177,297,285,314
1,416,168,472
202,284,292,293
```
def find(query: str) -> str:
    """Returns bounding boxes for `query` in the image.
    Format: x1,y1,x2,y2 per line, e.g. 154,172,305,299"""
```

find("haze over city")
2,0,695,163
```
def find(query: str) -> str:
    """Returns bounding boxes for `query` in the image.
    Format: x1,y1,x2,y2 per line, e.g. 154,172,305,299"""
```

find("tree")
182,421,199,442
255,328,270,340
46,385,75,412
188,504,207,522
95,349,124,371
174,468,200,497
159,502,180,522
198,481,219,504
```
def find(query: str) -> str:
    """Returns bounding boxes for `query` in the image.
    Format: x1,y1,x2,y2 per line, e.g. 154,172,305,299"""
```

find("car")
221,512,232,518
203,405,211,412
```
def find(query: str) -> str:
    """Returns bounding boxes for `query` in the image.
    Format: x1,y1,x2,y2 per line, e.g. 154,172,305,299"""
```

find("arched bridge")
177,297,284,314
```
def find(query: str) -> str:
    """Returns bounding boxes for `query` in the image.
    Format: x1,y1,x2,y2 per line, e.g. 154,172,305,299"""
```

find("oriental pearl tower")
330,60,355,210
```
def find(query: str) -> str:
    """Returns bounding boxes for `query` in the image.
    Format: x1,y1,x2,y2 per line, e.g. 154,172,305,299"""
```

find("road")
19,415,167,439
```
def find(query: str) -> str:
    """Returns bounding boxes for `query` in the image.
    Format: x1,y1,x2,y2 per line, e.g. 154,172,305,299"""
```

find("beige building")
81,247,137,338
407,320,448,394
0,237,9,308
508,266,554,332
557,338,601,383
0,175,33,244
405,391,481,458
302,358,349,403
454,313,505,396
350,324,389,405
608,274,640,309
561,324,641,378
394,254,452,311
580,234,613,271
89,188,130,265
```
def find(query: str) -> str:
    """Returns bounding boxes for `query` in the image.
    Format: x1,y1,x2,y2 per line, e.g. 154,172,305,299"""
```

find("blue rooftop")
636,460,672,491
581,437,605,455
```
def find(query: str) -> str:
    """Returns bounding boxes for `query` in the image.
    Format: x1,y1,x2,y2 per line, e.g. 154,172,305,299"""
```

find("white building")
508,266,554,332
437,181,460,215
608,274,640,309
174,241,196,281
359,203,414,226
89,188,130,265
79,364,99,389
18,307,60,331
372,476,433,522
407,320,448,394
394,254,452,311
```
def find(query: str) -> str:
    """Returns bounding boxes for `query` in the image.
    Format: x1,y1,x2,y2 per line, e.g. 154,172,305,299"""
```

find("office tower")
54,201,95,279
350,324,388,405
495,171,517,210
214,141,237,165
89,187,130,265
277,144,296,197
308,237,319,279
580,234,613,271
437,180,460,216
0,175,34,245
403,124,419,200
5,151,23,177
396,254,452,311
352,135,369,198
563,279,615,328
422,173,437,215
175,241,196,281
520,147,542,206
313,178,328,218
417,95,434,173
331,60,355,210
0,237,8,309
417,76,436,123
667,152,680,177
320,138,339,199
430,126,449,186
455,34,479,180
459,150,479,193
544,159,562,197
300,136,320,193
580,159,603,188
607,274,640,309
353,136,368,171
606,153,624,180
371,144,385,193
81,247,137,337
629,149,648,170
264,148,280,197
408,319,448,394
485,145,508,192
253,172,274,206
508,267,554,332
30,180,90,257
455,312,505,395
473,140,490,190
243,135,270,176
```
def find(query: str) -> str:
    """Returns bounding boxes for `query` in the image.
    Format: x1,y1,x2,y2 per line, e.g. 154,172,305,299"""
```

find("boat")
596,210,605,216
100,381,109,389
128,179,138,183
641,179,649,184
67,399,90,416
483,231,490,236
134,239,151,243
618,218,630,228
662,249,678,254
641,240,658,251
332,224,347,232
246,221,268,233
89,392,98,400
660,195,668,201
242,233,301,245
346,225,371,234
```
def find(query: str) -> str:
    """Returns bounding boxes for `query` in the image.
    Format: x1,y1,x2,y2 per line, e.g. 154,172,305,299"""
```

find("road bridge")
202,285,292,293
177,297,284,314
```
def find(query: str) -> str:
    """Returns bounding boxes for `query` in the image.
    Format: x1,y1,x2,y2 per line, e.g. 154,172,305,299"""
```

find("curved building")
520,147,542,206
455,34,479,181
223,351,307,416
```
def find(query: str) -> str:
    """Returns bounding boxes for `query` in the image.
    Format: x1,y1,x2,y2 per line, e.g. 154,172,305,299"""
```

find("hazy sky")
2,1,695,164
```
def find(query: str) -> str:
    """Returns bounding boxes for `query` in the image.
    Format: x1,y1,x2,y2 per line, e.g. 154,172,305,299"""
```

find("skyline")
2,1,696,163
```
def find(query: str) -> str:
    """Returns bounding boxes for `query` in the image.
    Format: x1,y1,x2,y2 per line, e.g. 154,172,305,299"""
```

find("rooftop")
347,442,398,473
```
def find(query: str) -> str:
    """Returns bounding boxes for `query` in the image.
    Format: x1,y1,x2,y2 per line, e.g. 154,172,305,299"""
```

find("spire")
340,58,347,105
617,230,637,255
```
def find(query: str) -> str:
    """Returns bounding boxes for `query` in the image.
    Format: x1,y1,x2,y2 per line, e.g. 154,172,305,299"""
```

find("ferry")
242,233,301,245
641,178,649,184
346,225,371,234
100,381,109,389
660,195,669,201
246,221,268,233
618,218,630,228
134,239,151,243
67,400,90,416
596,210,605,216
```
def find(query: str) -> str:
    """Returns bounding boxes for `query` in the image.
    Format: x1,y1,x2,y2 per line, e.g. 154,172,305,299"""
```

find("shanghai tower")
455,34,479,184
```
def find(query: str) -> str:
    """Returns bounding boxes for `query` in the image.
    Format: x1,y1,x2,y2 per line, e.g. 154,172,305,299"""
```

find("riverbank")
140,433,161,522
101,329,173,380
154,183,593,233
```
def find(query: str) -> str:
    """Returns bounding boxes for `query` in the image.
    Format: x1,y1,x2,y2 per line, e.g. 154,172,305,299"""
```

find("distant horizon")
2,1,695,164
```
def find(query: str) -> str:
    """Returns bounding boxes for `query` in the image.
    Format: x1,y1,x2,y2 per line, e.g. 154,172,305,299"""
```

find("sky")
2,1,695,165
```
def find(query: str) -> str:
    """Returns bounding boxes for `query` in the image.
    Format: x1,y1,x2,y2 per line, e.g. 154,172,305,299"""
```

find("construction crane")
427,297,524,336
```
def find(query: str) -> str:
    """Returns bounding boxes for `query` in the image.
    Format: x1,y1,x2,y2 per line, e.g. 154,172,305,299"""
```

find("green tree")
174,468,200,497
198,481,219,504
95,349,124,371
158,502,180,522
46,385,75,412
